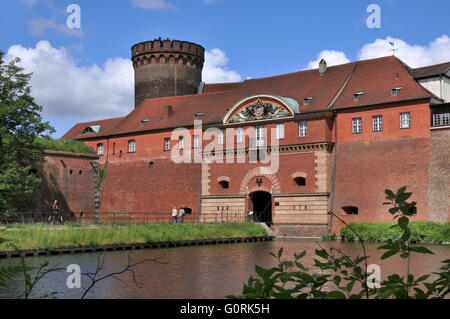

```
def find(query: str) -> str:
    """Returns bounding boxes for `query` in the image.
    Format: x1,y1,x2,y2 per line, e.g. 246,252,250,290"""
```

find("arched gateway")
249,191,273,226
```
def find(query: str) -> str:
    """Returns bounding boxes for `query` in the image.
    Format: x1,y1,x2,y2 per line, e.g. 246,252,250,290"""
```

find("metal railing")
0,212,198,225
0,211,251,225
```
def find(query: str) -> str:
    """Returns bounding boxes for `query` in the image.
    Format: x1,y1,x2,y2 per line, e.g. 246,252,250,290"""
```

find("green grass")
0,222,268,251
340,221,450,243
35,137,95,155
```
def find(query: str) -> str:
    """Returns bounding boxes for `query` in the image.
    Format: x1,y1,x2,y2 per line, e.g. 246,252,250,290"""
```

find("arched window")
128,140,136,153
342,206,359,215
294,177,306,186
292,172,307,186
217,176,230,189
97,143,104,156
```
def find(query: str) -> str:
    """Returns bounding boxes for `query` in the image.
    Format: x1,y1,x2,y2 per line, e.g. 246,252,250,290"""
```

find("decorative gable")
223,95,296,124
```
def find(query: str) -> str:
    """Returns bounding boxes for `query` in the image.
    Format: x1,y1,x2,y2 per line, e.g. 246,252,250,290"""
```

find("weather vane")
389,41,398,56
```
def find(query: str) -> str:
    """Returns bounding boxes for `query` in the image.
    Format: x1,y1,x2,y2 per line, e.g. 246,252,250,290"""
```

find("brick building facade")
62,39,450,236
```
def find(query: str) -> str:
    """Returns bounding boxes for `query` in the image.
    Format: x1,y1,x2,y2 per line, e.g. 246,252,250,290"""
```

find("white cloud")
5,41,241,123
131,0,177,10
6,41,134,122
28,17,83,37
306,50,351,70
203,48,242,83
307,35,450,70
358,35,450,68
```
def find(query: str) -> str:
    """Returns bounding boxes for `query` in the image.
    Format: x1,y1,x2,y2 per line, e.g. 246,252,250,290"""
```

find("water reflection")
0,240,449,299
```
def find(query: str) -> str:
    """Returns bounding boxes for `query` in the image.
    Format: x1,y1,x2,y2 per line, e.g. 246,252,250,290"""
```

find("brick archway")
239,167,281,195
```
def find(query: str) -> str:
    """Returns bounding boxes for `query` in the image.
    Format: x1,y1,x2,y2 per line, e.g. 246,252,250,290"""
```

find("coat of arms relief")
230,98,291,123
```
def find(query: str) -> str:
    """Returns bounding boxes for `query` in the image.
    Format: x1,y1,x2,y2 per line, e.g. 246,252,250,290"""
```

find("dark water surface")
0,239,449,299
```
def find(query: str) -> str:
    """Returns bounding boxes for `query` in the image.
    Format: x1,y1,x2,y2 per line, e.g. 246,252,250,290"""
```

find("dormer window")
141,119,149,126
391,87,403,96
303,97,314,105
194,112,204,120
354,92,365,101
82,125,100,135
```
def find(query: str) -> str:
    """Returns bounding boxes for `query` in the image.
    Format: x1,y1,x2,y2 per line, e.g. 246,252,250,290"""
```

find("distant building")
63,39,450,236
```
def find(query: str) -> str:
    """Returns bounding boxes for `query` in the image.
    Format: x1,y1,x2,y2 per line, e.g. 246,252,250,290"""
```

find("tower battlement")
132,39,205,69
131,39,205,107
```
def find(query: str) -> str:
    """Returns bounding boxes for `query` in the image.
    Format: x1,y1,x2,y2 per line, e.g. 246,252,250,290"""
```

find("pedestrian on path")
171,206,178,224
179,207,185,223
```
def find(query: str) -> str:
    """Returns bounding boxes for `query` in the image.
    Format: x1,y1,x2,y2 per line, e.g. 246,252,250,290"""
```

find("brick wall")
428,128,450,223
100,158,201,222
33,151,99,217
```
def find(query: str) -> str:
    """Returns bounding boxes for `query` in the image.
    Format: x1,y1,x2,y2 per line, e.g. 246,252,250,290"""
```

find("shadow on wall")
32,161,71,220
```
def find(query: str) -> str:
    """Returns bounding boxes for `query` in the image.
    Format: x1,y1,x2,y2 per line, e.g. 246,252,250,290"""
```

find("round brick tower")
131,39,205,107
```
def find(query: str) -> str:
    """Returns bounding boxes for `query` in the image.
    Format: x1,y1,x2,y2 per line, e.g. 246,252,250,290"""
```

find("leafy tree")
0,50,54,216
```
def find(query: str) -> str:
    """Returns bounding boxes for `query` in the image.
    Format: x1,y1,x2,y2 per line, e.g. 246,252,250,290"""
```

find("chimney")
319,59,327,76
163,105,173,119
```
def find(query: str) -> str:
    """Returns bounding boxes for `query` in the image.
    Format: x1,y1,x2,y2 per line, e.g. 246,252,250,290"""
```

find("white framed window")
97,143,104,156
128,140,136,153
432,113,450,126
218,129,224,145
373,115,383,132
236,127,244,143
400,112,411,129
193,135,199,149
352,117,362,134
299,121,307,137
276,123,285,139
178,136,185,150
256,126,265,146
164,138,171,151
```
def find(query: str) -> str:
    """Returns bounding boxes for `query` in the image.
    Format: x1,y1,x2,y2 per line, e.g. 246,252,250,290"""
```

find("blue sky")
1,0,450,137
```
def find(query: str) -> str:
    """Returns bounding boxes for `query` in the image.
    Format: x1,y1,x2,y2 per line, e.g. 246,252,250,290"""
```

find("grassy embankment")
0,222,268,251
35,137,95,154
334,221,450,243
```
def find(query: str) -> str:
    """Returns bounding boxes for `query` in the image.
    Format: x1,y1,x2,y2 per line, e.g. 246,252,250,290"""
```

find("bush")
341,221,450,243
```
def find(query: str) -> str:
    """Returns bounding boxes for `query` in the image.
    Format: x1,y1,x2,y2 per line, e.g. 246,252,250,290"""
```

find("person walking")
179,207,185,223
171,206,178,224
50,200,59,225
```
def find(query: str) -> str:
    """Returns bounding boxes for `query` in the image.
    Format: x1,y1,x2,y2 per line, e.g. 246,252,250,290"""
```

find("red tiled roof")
64,56,438,140
409,62,450,79
62,116,124,140
333,56,434,109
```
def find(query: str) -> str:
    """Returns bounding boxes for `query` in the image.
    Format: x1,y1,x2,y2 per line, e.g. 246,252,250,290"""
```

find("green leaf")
255,265,266,279
397,192,412,203
385,189,396,200
346,281,355,292
294,251,306,260
409,246,434,255
389,207,399,215
381,249,399,260
326,291,347,299
315,249,328,260
396,186,407,197
278,247,283,259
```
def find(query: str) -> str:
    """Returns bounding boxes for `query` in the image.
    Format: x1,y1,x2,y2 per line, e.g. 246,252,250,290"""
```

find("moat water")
0,239,449,299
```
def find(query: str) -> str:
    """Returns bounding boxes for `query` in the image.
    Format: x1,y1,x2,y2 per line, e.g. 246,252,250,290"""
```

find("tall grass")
35,137,95,155
340,221,450,243
0,222,268,251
